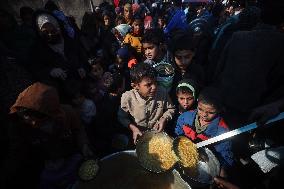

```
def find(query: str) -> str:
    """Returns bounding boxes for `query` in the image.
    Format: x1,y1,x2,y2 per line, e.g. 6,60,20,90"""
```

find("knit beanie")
117,47,129,60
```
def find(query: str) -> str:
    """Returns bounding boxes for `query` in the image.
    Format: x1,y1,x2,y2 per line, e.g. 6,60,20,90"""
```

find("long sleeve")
164,9,188,35
117,107,132,128
175,114,185,136
214,141,234,168
161,94,175,122
117,92,132,127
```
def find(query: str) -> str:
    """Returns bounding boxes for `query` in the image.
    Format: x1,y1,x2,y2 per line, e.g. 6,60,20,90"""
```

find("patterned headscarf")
114,24,131,38
37,13,59,30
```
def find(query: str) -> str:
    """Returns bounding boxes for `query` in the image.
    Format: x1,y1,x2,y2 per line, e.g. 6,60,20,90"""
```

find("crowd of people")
1,0,284,189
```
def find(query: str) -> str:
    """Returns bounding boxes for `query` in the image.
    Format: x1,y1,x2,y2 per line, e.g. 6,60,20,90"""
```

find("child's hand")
153,118,166,132
213,177,240,189
129,124,142,144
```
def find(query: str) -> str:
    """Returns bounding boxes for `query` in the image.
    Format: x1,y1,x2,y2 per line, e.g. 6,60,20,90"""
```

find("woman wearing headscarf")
28,11,88,86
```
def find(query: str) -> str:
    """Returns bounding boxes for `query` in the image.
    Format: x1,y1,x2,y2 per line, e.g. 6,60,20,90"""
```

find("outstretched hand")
153,118,166,132
129,124,142,144
213,177,240,189
248,101,281,126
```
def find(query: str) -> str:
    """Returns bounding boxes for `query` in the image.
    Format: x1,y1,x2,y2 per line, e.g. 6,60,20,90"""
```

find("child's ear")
131,82,137,89
159,43,165,51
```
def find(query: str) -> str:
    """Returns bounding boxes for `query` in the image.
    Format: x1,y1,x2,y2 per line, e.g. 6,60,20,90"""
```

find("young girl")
175,87,234,178
166,79,197,136
123,16,143,57
176,79,198,114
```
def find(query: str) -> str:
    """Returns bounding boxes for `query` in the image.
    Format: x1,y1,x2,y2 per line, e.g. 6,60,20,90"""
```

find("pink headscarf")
132,3,140,15
144,15,153,30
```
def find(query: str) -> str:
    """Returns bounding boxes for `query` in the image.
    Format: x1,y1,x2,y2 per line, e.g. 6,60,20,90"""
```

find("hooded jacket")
6,82,89,161
1,82,90,188
175,110,234,168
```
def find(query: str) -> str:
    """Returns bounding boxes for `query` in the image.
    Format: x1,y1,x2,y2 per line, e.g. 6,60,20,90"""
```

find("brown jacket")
9,82,89,156
118,87,175,128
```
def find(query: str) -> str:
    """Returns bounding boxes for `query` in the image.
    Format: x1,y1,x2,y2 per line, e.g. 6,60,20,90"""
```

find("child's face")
177,92,194,111
116,55,124,68
143,42,160,61
158,18,165,28
174,50,195,72
104,15,110,26
134,77,157,98
114,29,124,42
197,101,218,123
132,20,142,35
91,64,103,78
124,7,132,19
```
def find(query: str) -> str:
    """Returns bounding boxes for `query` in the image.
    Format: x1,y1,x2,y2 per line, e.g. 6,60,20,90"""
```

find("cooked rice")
137,132,177,172
176,137,199,176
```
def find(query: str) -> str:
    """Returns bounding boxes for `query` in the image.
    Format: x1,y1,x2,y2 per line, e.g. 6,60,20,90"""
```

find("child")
118,63,175,143
109,47,130,73
115,15,126,25
108,47,131,91
123,3,133,25
88,56,104,81
176,79,198,114
64,80,96,125
157,14,166,30
175,87,234,177
123,16,143,55
166,79,198,137
142,28,174,91
113,24,131,47
169,31,205,103
141,28,167,65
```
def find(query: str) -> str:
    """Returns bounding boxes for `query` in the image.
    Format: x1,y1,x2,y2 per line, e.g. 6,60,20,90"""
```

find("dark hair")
130,63,157,84
44,0,59,11
102,10,112,17
115,15,126,25
169,30,196,54
198,87,224,113
176,79,198,98
133,15,142,22
20,6,34,19
103,72,123,93
141,28,165,46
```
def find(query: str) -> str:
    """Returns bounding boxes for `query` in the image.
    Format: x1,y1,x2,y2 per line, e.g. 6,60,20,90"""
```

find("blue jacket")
175,110,234,168
164,9,188,35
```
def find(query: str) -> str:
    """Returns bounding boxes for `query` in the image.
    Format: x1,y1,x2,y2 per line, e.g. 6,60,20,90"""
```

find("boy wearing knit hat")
108,47,131,91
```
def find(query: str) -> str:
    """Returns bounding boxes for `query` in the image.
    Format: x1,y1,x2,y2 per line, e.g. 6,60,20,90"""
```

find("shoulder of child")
121,89,136,101
178,110,196,122
217,118,230,132
157,86,168,95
